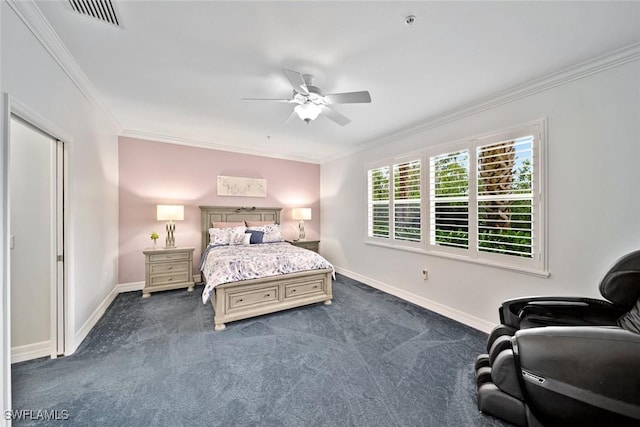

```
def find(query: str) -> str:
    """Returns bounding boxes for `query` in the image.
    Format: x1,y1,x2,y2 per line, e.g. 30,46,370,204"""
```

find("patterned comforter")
200,242,334,303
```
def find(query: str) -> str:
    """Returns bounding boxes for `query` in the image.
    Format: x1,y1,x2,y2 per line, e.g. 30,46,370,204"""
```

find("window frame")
365,153,425,250
428,120,546,273
365,119,547,276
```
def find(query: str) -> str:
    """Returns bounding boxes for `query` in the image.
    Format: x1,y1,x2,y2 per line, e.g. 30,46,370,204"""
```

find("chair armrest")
499,296,623,328
515,326,640,418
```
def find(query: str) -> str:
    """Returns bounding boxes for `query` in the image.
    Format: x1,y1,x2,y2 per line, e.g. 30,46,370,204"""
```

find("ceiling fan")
243,69,372,126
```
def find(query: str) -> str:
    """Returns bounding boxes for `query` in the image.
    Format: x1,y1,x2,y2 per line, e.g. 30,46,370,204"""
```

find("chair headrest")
599,250,640,309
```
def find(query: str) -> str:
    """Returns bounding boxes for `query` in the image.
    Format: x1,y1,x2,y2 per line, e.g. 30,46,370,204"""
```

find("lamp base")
298,220,306,241
165,221,176,248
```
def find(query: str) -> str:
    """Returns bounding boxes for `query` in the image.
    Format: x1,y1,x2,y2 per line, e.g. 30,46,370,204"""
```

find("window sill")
364,240,550,278
365,239,428,255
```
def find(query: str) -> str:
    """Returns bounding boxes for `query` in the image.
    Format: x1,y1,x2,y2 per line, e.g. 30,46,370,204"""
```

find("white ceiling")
35,1,640,163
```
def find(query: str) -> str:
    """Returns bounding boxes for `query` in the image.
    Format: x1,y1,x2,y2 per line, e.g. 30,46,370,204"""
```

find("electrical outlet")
422,269,428,280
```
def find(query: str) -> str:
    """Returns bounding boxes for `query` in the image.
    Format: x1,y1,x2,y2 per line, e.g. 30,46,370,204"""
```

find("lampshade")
294,103,321,123
157,205,184,221
291,208,312,221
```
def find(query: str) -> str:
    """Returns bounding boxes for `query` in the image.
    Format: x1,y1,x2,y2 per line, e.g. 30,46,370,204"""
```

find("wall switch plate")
422,269,428,280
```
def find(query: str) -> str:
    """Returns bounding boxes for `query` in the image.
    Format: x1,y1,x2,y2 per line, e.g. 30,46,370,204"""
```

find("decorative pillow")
263,224,284,243
212,221,245,228
229,230,251,245
245,220,274,227
209,225,247,246
208,228,230,245
245,229,265,244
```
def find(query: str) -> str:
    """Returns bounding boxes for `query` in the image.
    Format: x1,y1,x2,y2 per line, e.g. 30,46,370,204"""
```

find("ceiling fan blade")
283,69,309,95
283,109,297,125
324,91,371,104
321,105,351,126
241,98,294,103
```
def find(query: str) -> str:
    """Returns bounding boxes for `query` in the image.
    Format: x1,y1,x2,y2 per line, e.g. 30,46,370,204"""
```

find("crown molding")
6,0,122,132
320,41,640,164
9,0,638,164
119,129,321,164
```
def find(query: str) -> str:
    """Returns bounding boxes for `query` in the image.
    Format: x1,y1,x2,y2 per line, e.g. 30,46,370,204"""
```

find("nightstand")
287,239,320,253
142,247,195,298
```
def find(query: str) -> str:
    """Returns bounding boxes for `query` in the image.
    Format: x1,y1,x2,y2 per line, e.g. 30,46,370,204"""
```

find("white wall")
1,0,119,362
321,58,640,331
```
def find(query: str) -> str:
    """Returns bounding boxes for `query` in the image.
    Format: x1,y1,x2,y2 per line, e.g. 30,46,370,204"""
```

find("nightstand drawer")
149,261,190,275
287,240,320,253
149,271,191,287
149,252,190,263
285,280,324,299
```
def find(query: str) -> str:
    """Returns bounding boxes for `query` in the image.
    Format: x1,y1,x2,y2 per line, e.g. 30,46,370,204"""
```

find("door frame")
2,92,12,427
9,99,70,359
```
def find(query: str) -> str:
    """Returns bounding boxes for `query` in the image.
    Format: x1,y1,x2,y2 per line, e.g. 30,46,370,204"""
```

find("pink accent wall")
118,137,320,284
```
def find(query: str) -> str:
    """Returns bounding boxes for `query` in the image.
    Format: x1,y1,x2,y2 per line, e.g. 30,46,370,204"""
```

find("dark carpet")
12,274,510,426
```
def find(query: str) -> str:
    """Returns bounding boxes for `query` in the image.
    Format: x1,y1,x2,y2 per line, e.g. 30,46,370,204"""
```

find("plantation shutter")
429,150,469,249
477,136,534,258
367,166,390,238
393,159,421,242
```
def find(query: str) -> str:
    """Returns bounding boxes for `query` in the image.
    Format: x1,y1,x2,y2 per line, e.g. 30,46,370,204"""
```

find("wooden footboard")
209,268,333,330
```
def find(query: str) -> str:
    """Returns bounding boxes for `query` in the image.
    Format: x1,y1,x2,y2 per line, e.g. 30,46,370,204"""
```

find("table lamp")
157,204,184,248
291,207,312,241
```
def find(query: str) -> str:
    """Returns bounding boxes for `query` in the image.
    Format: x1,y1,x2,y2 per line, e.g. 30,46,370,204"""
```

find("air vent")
68,0,120,27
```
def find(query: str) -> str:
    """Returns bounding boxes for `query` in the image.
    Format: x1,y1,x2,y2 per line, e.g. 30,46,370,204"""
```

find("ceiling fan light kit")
294,103,322,123
243,69,372,126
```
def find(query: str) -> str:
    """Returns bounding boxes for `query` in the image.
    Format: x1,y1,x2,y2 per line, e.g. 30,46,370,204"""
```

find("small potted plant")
150,232,159,249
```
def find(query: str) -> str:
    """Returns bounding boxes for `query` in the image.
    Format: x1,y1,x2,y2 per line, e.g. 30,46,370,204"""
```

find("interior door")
9,116,64,361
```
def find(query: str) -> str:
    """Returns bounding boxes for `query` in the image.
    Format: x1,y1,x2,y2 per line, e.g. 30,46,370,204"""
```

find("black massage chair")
475,250,640,426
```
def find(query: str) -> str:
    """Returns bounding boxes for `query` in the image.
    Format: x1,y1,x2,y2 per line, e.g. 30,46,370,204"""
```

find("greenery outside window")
427,120,545,273
367,157,422,246
367,165,390,238
429,149,470,249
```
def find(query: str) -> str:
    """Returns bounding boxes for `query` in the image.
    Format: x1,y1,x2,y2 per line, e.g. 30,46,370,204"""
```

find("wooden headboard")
199,206,282,253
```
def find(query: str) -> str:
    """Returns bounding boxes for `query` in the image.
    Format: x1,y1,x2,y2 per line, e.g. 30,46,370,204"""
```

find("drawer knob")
313,285,318,289
238,298,243,302
168,266,173,270
264,294,270,298
291,289,296,292
167,256,173,259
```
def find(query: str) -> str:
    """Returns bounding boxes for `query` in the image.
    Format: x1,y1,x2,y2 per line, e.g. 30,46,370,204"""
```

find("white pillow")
263,224,284,243
229,230,251,245
209,225,247,246
208,228,229,245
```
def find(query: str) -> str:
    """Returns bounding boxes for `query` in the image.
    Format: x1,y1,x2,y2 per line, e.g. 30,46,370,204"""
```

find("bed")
199,206,333,330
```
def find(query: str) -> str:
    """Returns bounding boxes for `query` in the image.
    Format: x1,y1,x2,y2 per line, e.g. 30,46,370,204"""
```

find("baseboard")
14,284,143,361
11,340,51,364
334,266,495,333
74,285,120,352
73,278,198,353
116,281,145,293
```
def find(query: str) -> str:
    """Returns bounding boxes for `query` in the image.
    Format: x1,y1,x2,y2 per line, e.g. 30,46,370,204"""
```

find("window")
367,166,390,238
477,136,534,258
430,150,469,249
428,121,545,272
365,120,546,274
367,157,422,245
394,160,421,242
